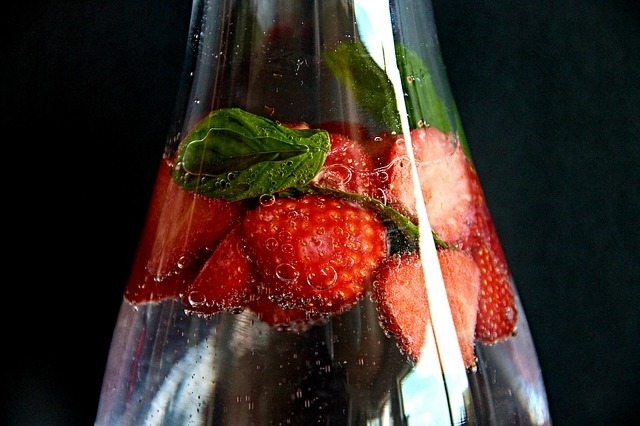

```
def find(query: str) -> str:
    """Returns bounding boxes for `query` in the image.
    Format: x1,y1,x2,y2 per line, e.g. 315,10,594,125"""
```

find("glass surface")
96,0,551,424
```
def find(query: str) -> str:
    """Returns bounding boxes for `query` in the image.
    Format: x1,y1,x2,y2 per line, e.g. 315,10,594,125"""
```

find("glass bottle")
95,0,551,424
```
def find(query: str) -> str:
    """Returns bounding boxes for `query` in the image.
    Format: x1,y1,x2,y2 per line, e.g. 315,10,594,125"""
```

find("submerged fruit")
461,164,518,344
385,126,474,244
183,224,257,317
124,109,518,357
125,159,244,304
312,132,377,197
243,194,388,315
373,249,480,367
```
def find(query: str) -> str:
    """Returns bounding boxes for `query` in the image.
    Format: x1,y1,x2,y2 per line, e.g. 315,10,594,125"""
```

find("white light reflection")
354,1,470,424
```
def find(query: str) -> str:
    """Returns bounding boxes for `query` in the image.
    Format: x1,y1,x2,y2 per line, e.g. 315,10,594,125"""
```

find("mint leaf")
172,108,330,201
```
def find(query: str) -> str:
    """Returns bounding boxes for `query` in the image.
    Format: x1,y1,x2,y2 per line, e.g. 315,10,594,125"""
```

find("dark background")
3,0,639,425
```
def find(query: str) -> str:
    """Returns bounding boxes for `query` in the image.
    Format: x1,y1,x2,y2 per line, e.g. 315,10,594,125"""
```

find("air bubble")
505,307,515,321
259,194,276,206
187,291,206,307
276,263,299,282
307,265,337,290
375,169,389,183
264,237,278,251
278,231,292,242
176,255,193,270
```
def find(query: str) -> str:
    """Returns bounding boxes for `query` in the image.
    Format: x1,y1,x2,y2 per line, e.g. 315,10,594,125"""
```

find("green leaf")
394,44,451,133
324,41,459,136
171,108,330,201
324,43,402,132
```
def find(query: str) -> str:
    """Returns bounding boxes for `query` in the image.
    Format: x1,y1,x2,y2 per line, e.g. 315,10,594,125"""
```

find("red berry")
373,249,480,367
385,127,474,243
125,160,245,304
460,164,518,344
150,160,245,279
312,133,378,197
182,224,258,317
438,248,481,366
243,194,388,315
247,295,325,332
373,253,427,362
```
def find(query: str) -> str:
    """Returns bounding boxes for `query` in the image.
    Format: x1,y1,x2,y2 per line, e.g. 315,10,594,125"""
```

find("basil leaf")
324,43,402,132
172,108,330,201
325,41,458,134
394,44,451,133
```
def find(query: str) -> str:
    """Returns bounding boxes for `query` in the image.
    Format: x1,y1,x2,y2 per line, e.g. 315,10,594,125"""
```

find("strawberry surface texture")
243,194,388,315
373,249,481,367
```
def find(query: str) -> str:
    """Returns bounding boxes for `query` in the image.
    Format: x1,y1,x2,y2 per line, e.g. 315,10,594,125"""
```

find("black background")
3,1,639,425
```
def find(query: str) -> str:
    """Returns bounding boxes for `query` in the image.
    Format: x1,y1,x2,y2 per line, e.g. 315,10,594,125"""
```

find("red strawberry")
438,248,481,366
146,168,245,279
385,127,474,244
125,159,245,304
373,249,480,367
182,223,258,317
366,130,401,169
312,133,378,197
461,164,518,344
243,194,388,315
247,295,325,332
373,253,427,362
125,160,183,303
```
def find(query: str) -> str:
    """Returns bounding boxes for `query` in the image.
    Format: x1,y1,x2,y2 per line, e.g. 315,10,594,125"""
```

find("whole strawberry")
243,194,388,315
461,163,518,345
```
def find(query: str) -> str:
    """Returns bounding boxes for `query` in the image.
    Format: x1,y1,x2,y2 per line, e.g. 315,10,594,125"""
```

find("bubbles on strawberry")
243,194,388,316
